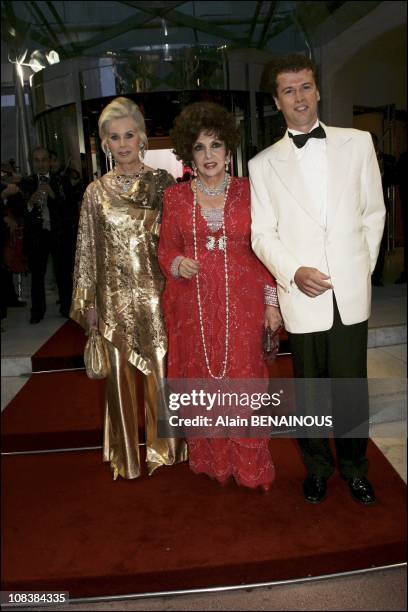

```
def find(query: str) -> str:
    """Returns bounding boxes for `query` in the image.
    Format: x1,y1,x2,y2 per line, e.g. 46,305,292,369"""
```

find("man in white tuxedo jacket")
250,54,385,505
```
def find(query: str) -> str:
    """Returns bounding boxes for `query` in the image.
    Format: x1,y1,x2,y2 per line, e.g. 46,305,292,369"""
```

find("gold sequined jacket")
70,169,175,375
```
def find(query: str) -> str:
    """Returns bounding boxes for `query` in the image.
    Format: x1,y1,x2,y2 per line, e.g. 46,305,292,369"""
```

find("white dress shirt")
288,119,327,229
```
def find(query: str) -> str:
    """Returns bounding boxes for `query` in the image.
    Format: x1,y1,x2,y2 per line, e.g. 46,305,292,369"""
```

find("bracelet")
264,284,279,307
170,255,185,278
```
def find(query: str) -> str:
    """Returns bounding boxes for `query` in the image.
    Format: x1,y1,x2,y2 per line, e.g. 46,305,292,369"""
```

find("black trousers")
289,296,369,479
28,229,73,318
0,266,19,319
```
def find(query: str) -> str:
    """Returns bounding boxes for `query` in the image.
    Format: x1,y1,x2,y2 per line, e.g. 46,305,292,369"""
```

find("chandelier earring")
106,148,114,171
191,161,197,177
139,142,145,161
225,157,231,173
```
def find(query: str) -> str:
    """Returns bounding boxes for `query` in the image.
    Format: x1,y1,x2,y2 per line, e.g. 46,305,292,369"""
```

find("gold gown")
70,169,187,478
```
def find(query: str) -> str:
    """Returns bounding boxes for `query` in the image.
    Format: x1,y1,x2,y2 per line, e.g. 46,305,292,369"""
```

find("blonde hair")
98,97,148,156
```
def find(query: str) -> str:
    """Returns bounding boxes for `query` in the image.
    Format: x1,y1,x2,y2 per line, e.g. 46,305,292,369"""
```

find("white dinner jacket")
249,122,386,333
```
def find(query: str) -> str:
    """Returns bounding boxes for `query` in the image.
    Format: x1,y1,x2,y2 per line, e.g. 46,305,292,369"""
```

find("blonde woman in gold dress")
70,97,187,479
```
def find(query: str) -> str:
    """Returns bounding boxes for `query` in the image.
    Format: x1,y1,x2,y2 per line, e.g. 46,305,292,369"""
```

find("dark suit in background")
21,173,76,321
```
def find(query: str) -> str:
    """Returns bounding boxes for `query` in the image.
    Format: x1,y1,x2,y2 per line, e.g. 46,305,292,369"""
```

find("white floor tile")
1,376,30,411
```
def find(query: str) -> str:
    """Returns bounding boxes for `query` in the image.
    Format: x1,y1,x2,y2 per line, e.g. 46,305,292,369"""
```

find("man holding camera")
21,147,73,323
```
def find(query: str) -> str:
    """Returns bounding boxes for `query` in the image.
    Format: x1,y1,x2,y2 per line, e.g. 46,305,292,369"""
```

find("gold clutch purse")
84,328,110,379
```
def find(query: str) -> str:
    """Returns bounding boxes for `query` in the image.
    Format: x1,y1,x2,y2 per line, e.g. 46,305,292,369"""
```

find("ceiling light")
29,59,45,72
46,50,60,65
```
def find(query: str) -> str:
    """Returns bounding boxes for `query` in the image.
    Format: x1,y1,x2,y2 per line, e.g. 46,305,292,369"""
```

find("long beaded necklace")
192,175,231,379
113,165,145,192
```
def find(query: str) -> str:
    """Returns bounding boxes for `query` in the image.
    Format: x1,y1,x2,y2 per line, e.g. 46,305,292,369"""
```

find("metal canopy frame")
2,1,381,61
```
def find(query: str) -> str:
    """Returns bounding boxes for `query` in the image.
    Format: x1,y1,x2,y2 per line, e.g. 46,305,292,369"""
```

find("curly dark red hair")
170,101,240,165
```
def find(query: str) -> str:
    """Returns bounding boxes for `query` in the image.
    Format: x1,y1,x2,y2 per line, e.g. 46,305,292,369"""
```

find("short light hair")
98,97,148,155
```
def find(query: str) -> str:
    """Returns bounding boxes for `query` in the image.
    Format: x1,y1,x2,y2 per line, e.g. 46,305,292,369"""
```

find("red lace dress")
158,177,276,488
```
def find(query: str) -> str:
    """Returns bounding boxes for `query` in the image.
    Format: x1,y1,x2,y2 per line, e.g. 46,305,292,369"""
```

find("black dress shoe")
303,475,327,504
30,313,43,324
394,272,407,284
346,476,376,505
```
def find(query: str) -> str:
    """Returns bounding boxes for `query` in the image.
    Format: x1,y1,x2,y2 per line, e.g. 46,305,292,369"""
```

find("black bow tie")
288,125,326,148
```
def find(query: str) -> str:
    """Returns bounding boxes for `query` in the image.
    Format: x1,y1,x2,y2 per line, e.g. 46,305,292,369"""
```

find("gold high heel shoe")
111,463,119,481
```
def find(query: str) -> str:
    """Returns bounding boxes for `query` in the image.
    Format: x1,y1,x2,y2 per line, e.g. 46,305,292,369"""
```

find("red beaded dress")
158,177,276,488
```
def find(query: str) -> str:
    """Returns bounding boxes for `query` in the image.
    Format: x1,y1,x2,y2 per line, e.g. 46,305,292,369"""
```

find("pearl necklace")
113,165,144,192
196,174,228,197
192,176,231,379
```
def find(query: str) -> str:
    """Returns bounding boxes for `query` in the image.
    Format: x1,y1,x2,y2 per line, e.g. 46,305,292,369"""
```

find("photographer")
20,147,73,323
1,167,27,327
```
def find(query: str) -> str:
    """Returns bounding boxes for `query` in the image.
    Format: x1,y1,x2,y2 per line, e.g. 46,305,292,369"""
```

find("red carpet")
1,368,148,453
1,371,105,452
31,320,87,372
3,323,292,452
3,323,404,597
1,440,405,598
30,321,290,373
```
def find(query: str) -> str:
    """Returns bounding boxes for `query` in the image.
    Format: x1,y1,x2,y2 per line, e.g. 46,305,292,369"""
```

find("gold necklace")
113,165,145,192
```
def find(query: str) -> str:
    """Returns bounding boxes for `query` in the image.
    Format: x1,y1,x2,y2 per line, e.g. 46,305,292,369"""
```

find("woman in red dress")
158,102,282,491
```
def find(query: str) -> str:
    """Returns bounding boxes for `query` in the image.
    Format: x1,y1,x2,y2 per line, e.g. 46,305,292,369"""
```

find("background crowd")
1,149,84,326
